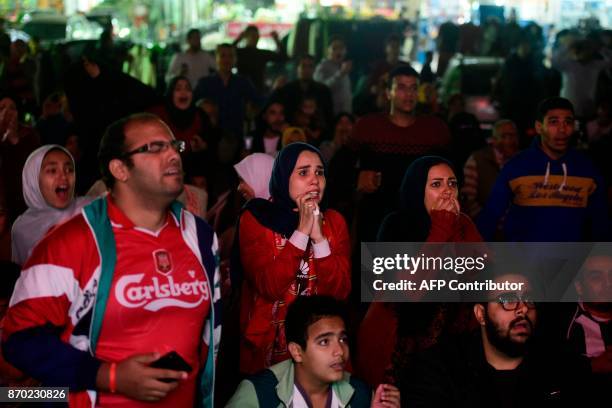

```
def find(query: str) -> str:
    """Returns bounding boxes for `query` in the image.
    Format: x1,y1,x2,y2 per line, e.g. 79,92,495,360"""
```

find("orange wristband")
109,362,117,394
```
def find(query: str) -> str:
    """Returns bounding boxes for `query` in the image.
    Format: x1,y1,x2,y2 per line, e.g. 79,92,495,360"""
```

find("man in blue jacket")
478,97,609,241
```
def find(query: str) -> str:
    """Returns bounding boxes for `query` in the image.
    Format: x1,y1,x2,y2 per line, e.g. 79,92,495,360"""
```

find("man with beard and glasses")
398,273,592,407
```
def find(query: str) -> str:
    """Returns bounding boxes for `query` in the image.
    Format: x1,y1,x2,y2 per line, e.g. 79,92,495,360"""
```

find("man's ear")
109,159,129,183
288,342,304,363
575,281,583,297
535,120,543,136
473,304,486,326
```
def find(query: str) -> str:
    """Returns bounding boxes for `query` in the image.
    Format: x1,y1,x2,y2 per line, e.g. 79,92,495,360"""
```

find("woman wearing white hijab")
11,145,90,265
233,153,275,201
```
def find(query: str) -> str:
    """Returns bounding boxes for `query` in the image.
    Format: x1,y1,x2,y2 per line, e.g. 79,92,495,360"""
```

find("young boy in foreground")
227,295,400,407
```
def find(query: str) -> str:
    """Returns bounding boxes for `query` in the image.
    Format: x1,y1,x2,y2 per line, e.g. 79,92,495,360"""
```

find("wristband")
109,362,117,393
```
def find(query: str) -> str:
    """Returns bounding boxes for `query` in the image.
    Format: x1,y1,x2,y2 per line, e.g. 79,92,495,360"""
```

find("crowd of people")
0,16,611,407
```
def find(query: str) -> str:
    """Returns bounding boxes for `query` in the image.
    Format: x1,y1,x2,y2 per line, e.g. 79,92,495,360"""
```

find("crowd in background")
0,12,611,406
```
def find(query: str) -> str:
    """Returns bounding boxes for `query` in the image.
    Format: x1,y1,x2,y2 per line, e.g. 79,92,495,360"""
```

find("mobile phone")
150,351,192,382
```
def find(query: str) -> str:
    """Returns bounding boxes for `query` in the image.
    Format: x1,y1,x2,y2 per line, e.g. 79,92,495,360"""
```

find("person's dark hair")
285,295,348,350
245,25,259,35
187,28,200,40
386,34,402,45
333,112,356,129
328,35,345,46
387,65,420,89
98,113,162,189
536,97,574,122
216,43,235,54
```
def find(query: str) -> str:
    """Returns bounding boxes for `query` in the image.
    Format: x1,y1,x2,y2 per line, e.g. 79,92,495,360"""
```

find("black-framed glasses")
123,140,186,158
496,292,536,311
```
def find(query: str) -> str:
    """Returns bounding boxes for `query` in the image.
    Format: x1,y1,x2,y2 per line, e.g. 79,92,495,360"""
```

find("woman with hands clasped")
236,142,351,375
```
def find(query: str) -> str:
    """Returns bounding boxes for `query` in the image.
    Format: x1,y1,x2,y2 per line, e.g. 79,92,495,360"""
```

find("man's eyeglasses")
496,292,536,311
123,140,186,157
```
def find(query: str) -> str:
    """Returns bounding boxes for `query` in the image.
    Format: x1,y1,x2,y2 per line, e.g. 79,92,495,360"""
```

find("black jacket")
398,331,593,408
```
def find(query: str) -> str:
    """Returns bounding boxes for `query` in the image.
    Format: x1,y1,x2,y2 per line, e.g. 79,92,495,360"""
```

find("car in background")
21,14,103,45
440,55,504,126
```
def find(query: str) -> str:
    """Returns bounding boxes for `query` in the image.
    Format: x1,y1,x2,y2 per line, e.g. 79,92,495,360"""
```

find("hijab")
382,155,455,242
231,143,327,290
244,142,327,237
165,75,199,130
11,145,91,265
233,153,275,199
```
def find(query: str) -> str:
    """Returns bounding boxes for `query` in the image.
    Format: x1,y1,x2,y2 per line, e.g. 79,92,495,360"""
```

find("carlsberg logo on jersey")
115,273,210,311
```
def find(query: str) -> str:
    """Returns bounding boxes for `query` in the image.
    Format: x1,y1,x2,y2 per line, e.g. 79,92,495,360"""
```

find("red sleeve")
355,302,397,387
3,216,99,340
426,210,457,242
459,213,484,242
239,211,305,302
314,210,351,299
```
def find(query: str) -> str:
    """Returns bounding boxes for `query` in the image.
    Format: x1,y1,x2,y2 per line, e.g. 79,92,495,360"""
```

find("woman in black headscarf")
356,156,482,387
236,142,351,375
378,155,482,242
148,75,214,153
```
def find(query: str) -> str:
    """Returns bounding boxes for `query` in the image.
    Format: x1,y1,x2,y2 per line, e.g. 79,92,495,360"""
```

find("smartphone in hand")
150,351,192,383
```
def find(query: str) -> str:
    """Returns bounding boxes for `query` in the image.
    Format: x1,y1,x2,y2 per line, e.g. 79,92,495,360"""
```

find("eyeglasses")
496,292,536,311
123,140,186,157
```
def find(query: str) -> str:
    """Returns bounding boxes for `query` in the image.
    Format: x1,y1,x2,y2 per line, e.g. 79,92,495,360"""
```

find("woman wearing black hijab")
148,75,214,152
236,142,351,375
356,156,482,388
378,155,482,242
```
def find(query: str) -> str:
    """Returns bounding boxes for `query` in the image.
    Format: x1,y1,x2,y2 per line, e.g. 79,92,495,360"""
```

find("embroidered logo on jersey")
153,249,173,275
115,273,209,311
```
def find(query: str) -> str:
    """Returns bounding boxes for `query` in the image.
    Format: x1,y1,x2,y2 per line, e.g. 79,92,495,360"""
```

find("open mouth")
511,320,531,333
330,361,345,371
164,167,183,177
55,185,70,201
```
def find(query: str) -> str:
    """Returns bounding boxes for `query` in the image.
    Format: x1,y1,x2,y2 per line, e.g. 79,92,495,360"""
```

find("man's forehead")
393,75,418,86
307,316,346,338
125,119,173,144
582,255,612,273
545,109,574,120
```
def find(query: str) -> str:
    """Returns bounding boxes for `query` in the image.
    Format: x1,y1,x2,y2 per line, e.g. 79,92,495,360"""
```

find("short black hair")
328,35,345,46
387,65,420,89
187,28,201,40
386,34,402,45
245,25,259,34
216,43,235,54
333,111,356,128
285,296,348,350
536,97,574,122
98,113,161,189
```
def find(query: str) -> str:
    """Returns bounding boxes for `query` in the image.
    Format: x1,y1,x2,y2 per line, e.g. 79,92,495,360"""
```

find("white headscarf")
11,145,91,265
233,153,275,199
